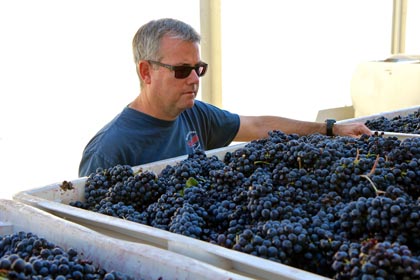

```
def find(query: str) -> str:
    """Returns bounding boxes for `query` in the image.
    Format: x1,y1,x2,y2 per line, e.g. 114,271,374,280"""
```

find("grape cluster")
0,231,136,279
105,170,165,212
332,239,420,279
74,165,134,210
364,108,420,134
146,191,184,230
70,129,420,279
168,203,208,239
94,199,148,224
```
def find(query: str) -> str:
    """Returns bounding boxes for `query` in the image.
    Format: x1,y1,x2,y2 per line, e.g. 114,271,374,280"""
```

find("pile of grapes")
364,108,420,134
70,130,420,279
0,231,136,279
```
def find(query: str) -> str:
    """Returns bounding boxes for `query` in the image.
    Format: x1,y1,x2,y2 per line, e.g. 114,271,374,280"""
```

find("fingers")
335,123,372,137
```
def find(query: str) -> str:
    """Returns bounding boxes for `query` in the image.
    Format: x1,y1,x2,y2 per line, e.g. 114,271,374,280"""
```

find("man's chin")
185,100,195,108
183,95,196,107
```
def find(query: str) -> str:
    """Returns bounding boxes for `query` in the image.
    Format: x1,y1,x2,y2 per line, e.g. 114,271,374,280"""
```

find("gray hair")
132,18,201,85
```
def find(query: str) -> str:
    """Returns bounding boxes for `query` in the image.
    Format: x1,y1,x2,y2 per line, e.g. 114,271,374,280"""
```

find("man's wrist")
325,119,336,136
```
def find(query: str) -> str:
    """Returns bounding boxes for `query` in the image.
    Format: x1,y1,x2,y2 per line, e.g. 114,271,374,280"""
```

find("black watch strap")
325,119,336,136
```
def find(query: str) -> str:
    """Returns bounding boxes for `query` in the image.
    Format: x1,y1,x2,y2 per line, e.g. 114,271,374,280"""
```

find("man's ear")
139,61,152,84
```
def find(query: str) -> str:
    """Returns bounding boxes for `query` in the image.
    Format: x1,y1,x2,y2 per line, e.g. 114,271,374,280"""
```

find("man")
79,18,371,177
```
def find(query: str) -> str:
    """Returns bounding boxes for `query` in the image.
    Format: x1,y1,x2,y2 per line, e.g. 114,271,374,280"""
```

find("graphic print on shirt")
186,131,201,152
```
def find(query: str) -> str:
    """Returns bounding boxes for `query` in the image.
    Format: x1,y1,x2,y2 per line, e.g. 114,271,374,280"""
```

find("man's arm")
234,115,372,142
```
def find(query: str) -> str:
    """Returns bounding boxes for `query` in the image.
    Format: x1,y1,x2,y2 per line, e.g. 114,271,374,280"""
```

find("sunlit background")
0,0,419,198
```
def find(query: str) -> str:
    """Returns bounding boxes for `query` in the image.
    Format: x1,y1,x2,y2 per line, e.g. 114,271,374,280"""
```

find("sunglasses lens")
172,63,208,79
174,67,193,79
197,64,207,77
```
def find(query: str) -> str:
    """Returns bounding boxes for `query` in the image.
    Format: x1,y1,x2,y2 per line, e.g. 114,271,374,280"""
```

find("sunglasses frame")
148,60,208,79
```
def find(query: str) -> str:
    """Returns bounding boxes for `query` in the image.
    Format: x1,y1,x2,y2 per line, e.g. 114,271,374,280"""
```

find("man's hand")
334,122,373,138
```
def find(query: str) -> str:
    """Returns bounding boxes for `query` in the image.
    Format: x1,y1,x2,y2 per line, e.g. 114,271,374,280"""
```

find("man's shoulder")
188,100,238,118
192,99,212,109
188,100,221,114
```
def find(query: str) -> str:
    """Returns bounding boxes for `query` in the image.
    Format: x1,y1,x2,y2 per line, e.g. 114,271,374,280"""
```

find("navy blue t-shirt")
78,100,240,177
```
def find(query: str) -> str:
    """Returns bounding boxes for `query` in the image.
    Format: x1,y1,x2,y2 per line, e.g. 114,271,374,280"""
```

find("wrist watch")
325,119,336,136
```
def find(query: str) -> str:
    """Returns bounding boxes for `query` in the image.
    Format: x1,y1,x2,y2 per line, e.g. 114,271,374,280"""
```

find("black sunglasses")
148,60,208,79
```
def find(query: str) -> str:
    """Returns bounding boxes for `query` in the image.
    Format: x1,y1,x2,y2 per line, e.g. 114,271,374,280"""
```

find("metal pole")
391,0,407,54
199,0,223,107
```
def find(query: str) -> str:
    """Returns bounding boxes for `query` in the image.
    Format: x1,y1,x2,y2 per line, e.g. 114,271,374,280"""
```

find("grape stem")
367,154,380,177
360,155,386,196
355,148,360,162
360,174,386,195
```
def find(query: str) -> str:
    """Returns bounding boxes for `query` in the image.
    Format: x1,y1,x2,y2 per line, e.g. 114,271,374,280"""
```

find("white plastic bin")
337,105,420,139
13,144,330,280
0,199,254,280
337,105,419,125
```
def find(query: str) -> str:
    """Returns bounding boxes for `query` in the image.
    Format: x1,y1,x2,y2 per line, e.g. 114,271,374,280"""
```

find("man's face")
149,35,202,117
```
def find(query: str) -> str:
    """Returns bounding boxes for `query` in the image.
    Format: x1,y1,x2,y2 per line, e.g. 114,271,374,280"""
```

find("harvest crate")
13,144,330,280
0,199,255,280
337,105,419,125
12,108,420,280
338,105,420,140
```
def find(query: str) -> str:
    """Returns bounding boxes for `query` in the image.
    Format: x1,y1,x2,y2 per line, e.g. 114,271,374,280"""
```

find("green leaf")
186,177,199,188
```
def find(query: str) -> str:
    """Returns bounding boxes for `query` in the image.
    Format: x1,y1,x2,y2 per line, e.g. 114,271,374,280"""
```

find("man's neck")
129,94,178,121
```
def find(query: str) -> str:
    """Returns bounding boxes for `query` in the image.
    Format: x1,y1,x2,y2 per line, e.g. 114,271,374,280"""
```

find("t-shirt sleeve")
78,145,120,177
79,150,107,177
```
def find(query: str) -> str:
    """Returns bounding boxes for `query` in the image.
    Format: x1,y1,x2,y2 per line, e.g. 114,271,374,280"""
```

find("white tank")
351,55,420,117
